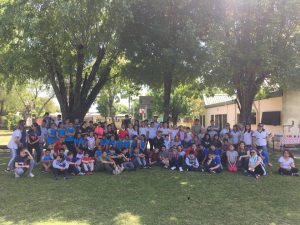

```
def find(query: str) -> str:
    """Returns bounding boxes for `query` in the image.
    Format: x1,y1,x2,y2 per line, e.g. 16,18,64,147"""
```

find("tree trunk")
163,75,173,122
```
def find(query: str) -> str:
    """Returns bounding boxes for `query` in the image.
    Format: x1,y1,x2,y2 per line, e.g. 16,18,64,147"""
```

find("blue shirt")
100,139,108,147
47,128,57,145
57,128,66,138
140,141,146,150
74,137,84,146
214,149,222,156
203,148,209,156
123,140,130,149
65,127,75,142
95,150,103,158
212,155,221,166
117,140,123,150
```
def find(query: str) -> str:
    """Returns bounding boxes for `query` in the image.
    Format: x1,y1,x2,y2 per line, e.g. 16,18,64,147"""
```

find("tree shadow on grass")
1,153,300,225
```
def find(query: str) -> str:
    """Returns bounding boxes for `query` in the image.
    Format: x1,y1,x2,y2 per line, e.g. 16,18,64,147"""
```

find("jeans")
28,143,42,163
258,145,269,164
122,162,135,171
7,148,17,170
53,168,69,178
133,157,146,168
15,159,35,176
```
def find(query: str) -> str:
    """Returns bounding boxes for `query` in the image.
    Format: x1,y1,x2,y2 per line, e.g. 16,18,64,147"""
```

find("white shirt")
164,140,171,150
159,128,170,136
87,136,95,150
148,127,157,139
139,127,149,137
220,128,230,138
243,131,253,146
252,130,270,146
7,129,22,149
278,156,294,170
230,130,241,145
170,129,178,140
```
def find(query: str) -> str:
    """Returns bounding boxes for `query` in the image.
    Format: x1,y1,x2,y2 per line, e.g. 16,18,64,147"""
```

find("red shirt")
118,129,129,140
54,140,64,155
94,127,104,138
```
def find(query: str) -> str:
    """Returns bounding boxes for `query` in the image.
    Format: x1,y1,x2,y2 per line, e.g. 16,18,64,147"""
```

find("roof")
203,94,236,108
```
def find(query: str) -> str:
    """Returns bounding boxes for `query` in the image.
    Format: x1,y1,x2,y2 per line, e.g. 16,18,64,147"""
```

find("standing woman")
242,124,253,150
230,125,242,149
252,123,272,167
247,149,266,179
5,120,24,172
27,123,41,163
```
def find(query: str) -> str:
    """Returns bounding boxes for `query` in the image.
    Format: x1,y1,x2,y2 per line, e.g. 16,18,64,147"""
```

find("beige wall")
282,90,300,135
205,96,283,135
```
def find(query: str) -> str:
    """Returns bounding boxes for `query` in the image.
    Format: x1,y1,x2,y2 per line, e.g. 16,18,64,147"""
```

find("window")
261,111,281,126
211,115,214,122
199,115,206,127
215,114,227,129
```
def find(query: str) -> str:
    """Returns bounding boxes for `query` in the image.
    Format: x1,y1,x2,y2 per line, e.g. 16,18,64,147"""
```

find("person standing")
191,119,202,138
5,120,24,172
27,123,42,163
252,123,272,167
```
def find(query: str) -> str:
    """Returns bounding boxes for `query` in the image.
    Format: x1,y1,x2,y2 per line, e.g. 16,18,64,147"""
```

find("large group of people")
5,113,299,180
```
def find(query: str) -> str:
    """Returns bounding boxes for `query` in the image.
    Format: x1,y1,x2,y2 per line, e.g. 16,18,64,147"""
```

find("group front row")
13,142,299,180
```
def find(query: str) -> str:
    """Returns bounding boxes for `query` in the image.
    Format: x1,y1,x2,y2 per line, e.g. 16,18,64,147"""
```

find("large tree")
120,0,211,121
0,0,130,121
205,0,300,124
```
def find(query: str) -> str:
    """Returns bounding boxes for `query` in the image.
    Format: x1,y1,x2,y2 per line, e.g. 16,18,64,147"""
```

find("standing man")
207,119,219,133
55,114,63,127
153,115,160,129
122,115,131,129
191,119,203,138
148,122,157,151
5,120,24,172
252,123,272,167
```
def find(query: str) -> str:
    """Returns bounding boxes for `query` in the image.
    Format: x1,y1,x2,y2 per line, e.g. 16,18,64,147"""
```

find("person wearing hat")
252,123,272,167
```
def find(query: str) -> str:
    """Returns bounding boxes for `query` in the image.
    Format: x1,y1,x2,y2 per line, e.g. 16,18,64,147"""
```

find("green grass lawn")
0,153,300,225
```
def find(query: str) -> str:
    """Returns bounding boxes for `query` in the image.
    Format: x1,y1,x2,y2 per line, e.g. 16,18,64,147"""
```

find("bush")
0,116,8,129
6,113,22,130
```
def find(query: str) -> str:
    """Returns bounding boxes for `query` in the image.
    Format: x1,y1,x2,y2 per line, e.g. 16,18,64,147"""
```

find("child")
14,148,35,178
278,150,299,176
119,147,135,171
226,144,238,172
257,146,272,168
42,148,53,172
132,147,147,168
66,152,84,176
52,154,69,180
205,151,222,173
99,151,120,175
169,146,179,170
177,145,186,172
163,134,171,151
160,145,169,168
87,131,96,157
82,153,95,175
210,144,222,157
185,151,201,171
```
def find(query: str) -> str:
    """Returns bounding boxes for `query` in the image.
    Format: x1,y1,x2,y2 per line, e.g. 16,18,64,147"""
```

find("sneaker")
15,173,20,178
5,169,11,173
143,166,148,169
171,166,176,171
292,173,299,177
179,167,183,172
64,176,69,180
164,165,168,169
113,170,117,175
78,172,85,176
29,173,35,178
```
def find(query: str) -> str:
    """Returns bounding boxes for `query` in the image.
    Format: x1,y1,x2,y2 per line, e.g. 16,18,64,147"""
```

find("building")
203,90,300,138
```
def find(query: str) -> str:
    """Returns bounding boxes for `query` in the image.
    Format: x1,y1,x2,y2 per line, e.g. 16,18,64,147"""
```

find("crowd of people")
5,113,299,180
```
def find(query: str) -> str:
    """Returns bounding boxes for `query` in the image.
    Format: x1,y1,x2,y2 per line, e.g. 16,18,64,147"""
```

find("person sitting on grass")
169,146,179,171
14,148,35,178
41,148,53,173
177,145,186,172
82,152,95,175
247,150,266,179
66,152,84,176
185,151,201,172
118,147,135,171
132,146,147,169
257,146,272,168
205,151,222,174
99,151,120,175
226,144,238,172
238,141,251,173
278,150,299,176
160,145,170,169
52,154,69,180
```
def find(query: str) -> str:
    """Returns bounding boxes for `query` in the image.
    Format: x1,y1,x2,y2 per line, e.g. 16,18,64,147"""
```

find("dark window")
215,114,227,129
261,111,281,126
237,112,256,124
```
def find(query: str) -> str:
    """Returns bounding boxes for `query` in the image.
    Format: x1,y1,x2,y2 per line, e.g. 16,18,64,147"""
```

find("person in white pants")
6,120,24,172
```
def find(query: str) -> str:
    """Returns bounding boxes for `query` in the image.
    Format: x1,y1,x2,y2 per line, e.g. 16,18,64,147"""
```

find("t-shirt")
118,129,129,140
139,127,149,136
230,131,241,145
226,150,239,164
95,150,103,158
192,125,202,135
148,127,157,139
57,128,66,138
65,127,75,142
7,129,22,150
14,155,28,166
278,156,294,170
252,130,270,146
40,127,48,143
42,155,53,161
243,131,253,146
87,136,96,150
169,129,178,140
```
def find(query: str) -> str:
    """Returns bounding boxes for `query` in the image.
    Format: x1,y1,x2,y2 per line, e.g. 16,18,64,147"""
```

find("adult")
242,124,253,150
94,122,104,139
39,120,48,151
230,125,242,148
5,120,24,172
122,115,131,129
247,149,266,179
191,119,202,137
153,131,164,150
153,115,160,129
148,122,157,151
220,123,231,139
252,123,272,167
278,150,299,176
14,148,35,178
139,121,149,139
27,122,42,163
207,119,219,133
55,114,63,127
43,112,52,129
